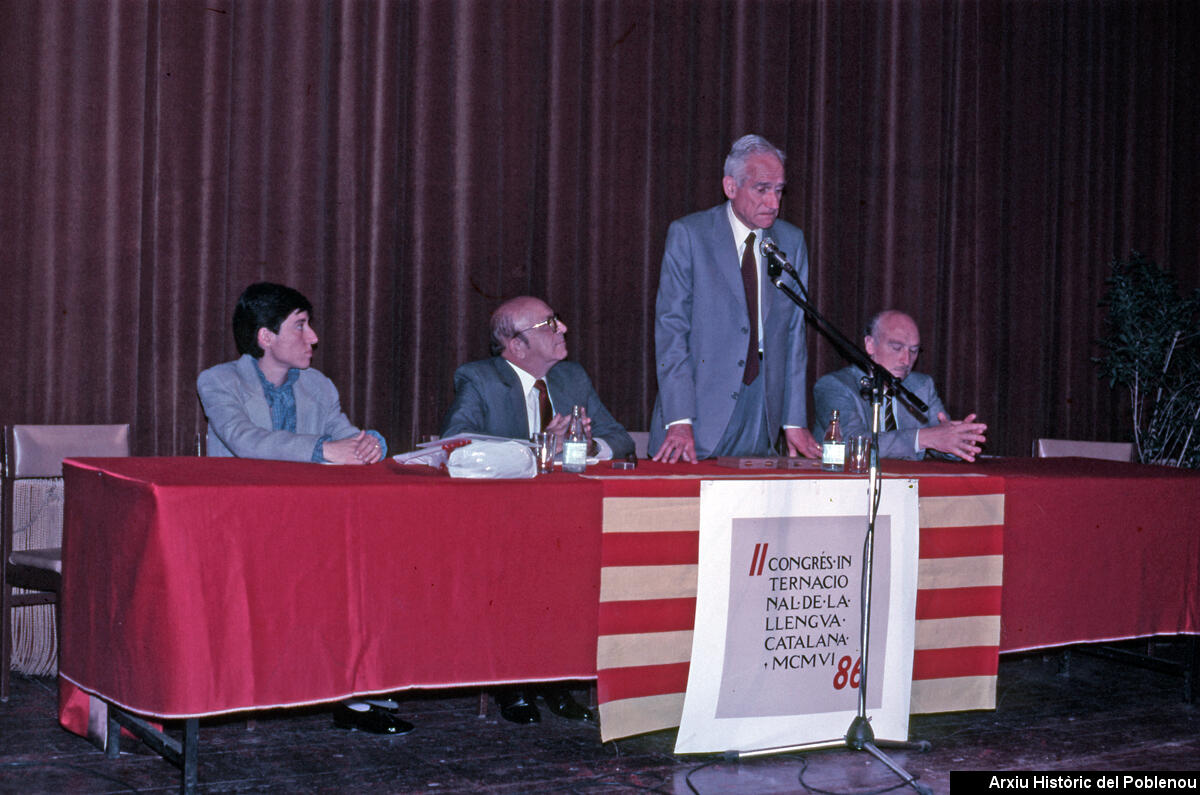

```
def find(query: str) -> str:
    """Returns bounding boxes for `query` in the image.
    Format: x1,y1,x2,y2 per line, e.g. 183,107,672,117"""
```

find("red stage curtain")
1,0,1197,456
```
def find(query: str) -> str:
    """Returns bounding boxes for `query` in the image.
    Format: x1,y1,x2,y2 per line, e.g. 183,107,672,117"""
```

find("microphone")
761,236,783,280
760,237,810,300
760,237,801,282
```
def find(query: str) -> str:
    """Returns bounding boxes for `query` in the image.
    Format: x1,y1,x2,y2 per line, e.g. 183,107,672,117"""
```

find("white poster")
675,478,919,754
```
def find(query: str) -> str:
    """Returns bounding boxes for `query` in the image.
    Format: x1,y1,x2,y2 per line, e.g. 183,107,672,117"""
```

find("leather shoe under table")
495,691,541,724
332,702,415,735
542,688,595,722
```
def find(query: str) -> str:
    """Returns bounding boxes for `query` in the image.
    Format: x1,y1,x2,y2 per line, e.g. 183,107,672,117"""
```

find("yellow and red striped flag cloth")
594,470,1004,742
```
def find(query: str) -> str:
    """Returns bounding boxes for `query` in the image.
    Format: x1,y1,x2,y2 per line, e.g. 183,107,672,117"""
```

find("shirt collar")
726,201,759,244
504,358,542,396
253,360,300,394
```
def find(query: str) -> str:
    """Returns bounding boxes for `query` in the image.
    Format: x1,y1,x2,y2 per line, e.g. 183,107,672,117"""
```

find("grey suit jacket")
650,202,810,458
812,365,947,460
197,353,365,461
440,357,635,459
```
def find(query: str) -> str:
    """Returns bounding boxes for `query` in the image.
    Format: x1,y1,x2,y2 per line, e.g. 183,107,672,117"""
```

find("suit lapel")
896,377,925,428
850,366,875,426
707,206,751,323
235,356,276,430
293,373,315,433
492,357,532,438
545,363,572,417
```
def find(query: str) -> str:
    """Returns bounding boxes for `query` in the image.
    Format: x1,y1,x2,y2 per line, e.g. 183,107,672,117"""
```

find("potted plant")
1096,252,1200,468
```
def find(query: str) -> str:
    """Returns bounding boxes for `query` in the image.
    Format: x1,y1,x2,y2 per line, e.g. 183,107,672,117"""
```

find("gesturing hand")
919,413,987,462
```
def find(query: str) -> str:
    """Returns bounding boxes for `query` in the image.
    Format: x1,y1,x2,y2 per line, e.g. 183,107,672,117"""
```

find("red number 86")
833,656,861,690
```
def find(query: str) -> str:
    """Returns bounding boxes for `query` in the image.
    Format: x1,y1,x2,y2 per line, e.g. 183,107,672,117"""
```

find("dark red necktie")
741,232,760,385
535,379,552,432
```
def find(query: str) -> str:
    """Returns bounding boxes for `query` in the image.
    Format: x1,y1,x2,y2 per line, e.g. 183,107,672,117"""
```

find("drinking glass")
847,435,871,473
532,432,557,474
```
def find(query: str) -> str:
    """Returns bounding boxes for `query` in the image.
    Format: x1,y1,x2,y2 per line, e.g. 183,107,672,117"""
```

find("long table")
589,456,1200,739
592,461,1006,739
982,456,1200,653
59,458,604,719
57,456,1200,754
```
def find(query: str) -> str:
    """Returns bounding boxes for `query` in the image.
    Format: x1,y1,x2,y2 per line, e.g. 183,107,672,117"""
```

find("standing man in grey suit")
813,309,987,461
441,295,635,461
650,134,822,463
198,282,412,735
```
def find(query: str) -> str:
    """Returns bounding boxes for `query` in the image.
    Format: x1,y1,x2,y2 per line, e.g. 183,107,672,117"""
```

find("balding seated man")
813,309,987,461
441,295,634,463
441,295,634,725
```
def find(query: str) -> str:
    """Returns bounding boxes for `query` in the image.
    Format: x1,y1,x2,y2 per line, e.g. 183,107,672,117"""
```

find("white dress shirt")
504,360,613,459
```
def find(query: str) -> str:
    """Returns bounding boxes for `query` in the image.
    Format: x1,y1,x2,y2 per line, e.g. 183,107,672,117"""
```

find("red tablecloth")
56,455,1200,740
59,457,603,719
586,459,1006,739
586,457,1200,739
974,456,1200,652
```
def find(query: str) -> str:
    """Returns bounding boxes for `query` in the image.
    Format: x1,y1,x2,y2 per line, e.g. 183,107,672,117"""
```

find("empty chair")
627,431,650,460
1034,438,1134,462
2,424,130,701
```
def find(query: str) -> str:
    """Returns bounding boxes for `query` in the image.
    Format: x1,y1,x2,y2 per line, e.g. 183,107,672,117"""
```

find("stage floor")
2,645,1198,794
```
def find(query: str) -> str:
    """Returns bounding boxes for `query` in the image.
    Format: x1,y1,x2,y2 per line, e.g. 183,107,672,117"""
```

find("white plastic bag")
446,439,537,479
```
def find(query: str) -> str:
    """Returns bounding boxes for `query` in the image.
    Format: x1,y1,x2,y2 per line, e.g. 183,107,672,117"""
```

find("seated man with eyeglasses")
439,295,634,726
441,295,634,462
813,309,987,461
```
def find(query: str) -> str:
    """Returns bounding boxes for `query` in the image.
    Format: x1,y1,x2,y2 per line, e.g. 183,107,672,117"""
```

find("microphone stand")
730,245,932,795
758,240,928,419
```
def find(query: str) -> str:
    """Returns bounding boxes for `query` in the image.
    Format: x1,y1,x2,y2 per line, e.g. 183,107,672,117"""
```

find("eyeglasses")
514,314,563,337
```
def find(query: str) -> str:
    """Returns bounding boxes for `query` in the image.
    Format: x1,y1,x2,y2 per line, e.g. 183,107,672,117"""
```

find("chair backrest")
1034,438,1134,462
5,424,131,478
2,424,129,683
628,431,650,460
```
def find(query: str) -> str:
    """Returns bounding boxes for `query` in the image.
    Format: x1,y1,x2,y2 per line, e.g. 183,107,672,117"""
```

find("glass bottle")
562,405,588,473
822,409,845,472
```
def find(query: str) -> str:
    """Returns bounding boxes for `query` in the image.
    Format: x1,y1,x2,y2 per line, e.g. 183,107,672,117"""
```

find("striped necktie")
884,397,897,432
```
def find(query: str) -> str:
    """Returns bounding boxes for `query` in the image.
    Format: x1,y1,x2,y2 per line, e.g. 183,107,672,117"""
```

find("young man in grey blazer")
197,282,410,735
198,282,385,465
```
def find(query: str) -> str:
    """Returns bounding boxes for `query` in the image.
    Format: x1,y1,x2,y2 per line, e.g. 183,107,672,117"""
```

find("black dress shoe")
495,691,541,724
332,702,415,735
541,687,595,722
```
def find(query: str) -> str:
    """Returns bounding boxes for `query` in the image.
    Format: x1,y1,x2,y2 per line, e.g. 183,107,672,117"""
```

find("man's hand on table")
919,413,988,462
324,431,385,465
652,423,697,464
784,427,822,458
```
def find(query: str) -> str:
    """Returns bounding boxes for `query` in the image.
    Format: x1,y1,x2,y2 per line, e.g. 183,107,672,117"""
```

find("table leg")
105,702,200,794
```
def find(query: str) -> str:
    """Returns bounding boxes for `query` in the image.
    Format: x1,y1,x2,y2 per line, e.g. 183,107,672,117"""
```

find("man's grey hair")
723,134,786,183
489,303,519,356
